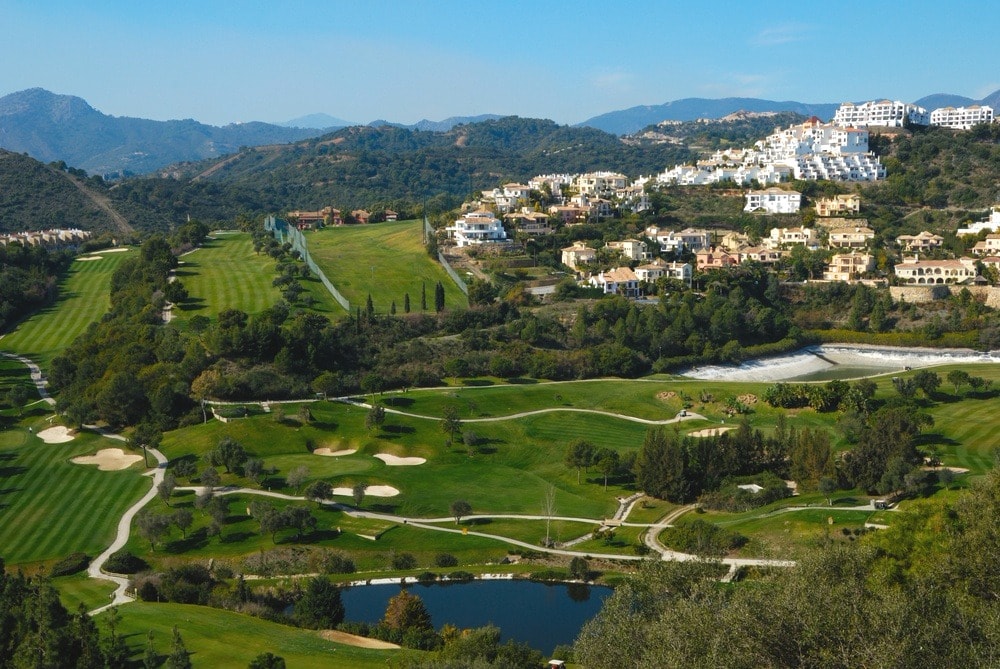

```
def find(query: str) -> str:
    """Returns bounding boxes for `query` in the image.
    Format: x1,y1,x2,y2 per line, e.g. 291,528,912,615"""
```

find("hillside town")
431,99,1000,306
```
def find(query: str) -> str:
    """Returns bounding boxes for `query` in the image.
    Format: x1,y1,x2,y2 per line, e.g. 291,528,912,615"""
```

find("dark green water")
340,579,612,656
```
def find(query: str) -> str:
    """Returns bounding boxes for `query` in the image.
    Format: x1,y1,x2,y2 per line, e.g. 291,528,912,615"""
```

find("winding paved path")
4,352,795,619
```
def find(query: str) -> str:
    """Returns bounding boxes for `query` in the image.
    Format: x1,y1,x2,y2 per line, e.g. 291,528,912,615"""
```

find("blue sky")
2,0,998,126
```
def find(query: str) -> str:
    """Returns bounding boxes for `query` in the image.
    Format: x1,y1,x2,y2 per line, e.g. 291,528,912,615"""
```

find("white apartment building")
607,239,651,262
645,226,712,253
832,100,929,128
588,267,641,297
767,226,820,250
528,174,574,200
445,210,508,247
930,105,994,130
744,188,802,214
575,172,628,197
634,258,692,283
957,207,1000,236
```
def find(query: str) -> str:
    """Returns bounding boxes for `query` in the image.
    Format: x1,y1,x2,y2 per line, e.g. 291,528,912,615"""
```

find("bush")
392,553,417,570
319,552,356,575
664,519,747,557
444,571,474,582
434,553,459,568
529,569,570,582
50,552,90,577
416,571,438,584
105,549,148,574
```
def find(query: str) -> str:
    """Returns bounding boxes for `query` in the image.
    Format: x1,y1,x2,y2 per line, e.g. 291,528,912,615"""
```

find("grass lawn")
305,220,467,315
0,417,150,569
172,233,287,322
53,571,117,612
0,249,136,370
109,602,414,668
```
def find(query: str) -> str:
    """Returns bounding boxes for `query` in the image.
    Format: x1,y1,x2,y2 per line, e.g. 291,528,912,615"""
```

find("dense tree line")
0,241,72,331
575,468,1000,668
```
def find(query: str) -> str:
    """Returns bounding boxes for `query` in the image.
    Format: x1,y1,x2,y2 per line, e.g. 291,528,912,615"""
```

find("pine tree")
404,292,411,313
166,626,191,669
366,293,375,319
390,300,396,315
143,630,158,669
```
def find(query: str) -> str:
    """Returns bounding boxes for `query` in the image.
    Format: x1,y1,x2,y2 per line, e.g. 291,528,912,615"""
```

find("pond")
340,579,612,656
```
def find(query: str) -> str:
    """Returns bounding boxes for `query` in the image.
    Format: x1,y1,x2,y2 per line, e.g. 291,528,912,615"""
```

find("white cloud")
750,23,811,47
591,69,637,93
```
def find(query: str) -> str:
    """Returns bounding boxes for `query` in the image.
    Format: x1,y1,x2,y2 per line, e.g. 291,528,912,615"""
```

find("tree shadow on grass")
0,465,27,478
383,397,415,408
166,529,211,553
461,379,494,387
506,377,538,385
309,420,338,431
369,503,398,514
219,531,256,544
915,433,959,447
467,518,492,526
381,425,415,436
175,298,206,312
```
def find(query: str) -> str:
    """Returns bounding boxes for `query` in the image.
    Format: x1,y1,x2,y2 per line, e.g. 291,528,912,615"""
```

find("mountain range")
2,87,999,175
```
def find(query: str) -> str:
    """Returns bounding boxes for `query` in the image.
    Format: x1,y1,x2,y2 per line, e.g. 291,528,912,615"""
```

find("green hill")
0,150,133,234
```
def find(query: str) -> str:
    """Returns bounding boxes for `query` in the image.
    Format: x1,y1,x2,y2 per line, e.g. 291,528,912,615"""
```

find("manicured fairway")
0,424,150,567
0,249,136,370
172,233,287,321
305,220,468,314
111,602,412,668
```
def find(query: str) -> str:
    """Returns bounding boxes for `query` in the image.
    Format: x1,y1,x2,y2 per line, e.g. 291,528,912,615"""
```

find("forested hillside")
0,150,132,234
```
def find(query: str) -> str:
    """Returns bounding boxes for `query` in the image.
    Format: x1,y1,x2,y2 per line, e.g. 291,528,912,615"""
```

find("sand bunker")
320,629,399,649
36,426,75,443
91,248,130,253
313,448,357,457
374,453,426,466
71,448,144,471
688,427,735,438
656,391,677,401
331,485,400,497
76,257,103,262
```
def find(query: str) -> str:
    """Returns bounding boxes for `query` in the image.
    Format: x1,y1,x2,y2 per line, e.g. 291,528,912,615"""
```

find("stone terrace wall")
891,285,1000,308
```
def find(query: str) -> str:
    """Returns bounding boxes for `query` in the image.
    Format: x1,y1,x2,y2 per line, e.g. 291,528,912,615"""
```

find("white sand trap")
688,427,735,438
72,448,144,471
37,426,75,443
331,485,400,497
75,256,103,262
91,248,131,253
374,453,426,466
314,448,358,457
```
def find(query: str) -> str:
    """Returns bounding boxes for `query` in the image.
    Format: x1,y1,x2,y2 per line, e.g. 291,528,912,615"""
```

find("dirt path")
319,630,399,649
64,173,133,235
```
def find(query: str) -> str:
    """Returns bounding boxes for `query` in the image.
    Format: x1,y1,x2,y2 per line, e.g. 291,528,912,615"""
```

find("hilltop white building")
930,105,994,130
833,100,929,128
656,118,884,185
445,210,508,247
